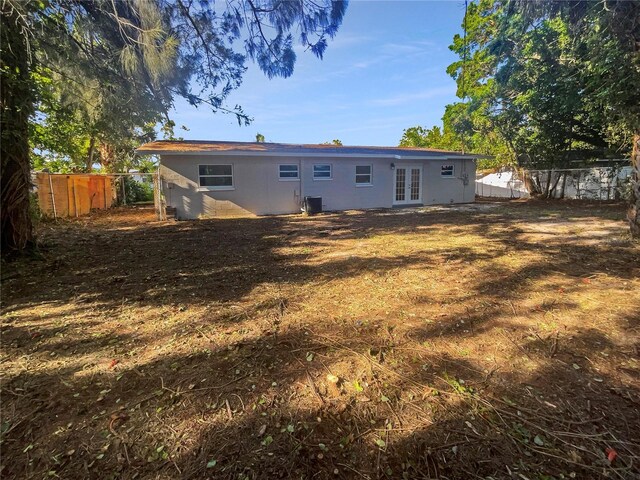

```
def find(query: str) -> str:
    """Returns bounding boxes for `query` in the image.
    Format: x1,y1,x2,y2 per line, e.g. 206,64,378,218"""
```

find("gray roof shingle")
137,140,486,159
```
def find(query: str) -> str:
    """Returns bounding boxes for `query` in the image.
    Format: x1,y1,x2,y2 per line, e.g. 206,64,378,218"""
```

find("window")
313,164,332,180
199,164,233,189
355,165,372,186
279,164,299,180
441,164,454,177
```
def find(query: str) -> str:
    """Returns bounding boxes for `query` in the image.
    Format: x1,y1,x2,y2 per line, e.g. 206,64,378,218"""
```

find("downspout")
462,158,467,200
299,156,304,212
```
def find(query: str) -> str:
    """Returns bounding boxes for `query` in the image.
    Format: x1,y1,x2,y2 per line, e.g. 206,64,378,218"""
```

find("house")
136,140,480,219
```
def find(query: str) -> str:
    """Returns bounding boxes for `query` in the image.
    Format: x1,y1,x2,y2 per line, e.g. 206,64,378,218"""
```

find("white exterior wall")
160,155,302,218
423,158,476,205
301,157,394,211
159,154,475,219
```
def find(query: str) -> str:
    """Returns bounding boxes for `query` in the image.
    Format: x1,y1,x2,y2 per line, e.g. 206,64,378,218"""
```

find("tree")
1,1,34,252
322,139,343,145
1,0,348,251
399,125,461,151
30,68,161,173
434,0,639,231
400,0,513,170
473,4,631,168
256,133,265,142
444,0,515,169
506,0,640,235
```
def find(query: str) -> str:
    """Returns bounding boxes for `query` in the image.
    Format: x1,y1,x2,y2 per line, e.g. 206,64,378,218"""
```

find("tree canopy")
399,0,639,235
401,0,639,169
400,0,640,236
322,139,343,145
27,0,347,172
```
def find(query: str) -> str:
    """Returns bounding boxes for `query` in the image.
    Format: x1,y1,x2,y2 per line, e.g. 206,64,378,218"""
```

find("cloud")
353,60,376,69
368,85,456,107
327,34,373,49
379,39,437,56
326,39,439,76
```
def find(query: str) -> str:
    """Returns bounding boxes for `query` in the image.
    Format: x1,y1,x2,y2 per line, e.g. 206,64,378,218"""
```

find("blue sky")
170,1,466,147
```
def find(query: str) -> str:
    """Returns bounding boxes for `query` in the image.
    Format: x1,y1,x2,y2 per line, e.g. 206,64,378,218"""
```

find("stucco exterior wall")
160,155,302,218
300,157,395,211
423,158,475,205
159,154,475,219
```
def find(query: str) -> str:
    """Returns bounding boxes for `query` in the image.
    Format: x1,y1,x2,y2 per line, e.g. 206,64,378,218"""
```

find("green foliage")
401,0,639,172
398,0,515,169
256,133,266,142
322,139,343,145
399,125,461,150
21,1,348,174
122,177,154,204
484,5,633,168
30,71,91,172
399,120,507,170
399,1,515,168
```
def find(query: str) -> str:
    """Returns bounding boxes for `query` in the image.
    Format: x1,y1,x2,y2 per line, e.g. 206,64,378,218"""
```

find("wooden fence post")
48,173,57,219
72,176,78,217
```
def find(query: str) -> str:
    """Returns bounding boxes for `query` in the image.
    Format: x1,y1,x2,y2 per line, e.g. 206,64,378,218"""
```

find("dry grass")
1,200,639,480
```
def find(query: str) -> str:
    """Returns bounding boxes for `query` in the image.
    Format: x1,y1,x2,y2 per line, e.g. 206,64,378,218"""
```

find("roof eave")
135,149,485,160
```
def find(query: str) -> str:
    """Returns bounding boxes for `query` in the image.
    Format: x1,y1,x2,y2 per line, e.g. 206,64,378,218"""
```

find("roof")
136,140,486,160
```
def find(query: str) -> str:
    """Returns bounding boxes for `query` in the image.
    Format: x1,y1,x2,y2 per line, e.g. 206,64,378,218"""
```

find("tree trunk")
86,135,96,172
544,170,552,198
548,171,563,199
521,168,537,195
559,172,568,199
99,142,115,170
628,132,640,239
1,3,35,253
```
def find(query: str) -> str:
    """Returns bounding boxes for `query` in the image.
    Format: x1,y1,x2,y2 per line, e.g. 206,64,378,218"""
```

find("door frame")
392,164,423,205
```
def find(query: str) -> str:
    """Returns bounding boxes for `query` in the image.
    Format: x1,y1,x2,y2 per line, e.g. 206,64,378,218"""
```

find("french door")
393,166,422,205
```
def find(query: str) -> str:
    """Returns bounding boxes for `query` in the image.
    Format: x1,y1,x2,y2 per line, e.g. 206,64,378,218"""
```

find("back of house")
136,140,480,219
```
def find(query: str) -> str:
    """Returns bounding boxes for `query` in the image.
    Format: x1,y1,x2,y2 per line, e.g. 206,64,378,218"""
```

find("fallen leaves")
3,203,639,480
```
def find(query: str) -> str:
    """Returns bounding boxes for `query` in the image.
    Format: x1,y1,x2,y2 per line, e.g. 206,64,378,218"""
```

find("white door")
393,165,422,205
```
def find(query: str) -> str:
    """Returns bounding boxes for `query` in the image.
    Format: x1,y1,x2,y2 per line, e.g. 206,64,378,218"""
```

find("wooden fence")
35,173,117,217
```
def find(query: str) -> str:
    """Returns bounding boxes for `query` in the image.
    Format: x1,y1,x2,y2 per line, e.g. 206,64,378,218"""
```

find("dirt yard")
1,200,639,479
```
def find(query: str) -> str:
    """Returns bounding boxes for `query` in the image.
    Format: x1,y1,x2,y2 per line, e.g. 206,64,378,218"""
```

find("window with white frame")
441,164,454,177
355,165,372,185
279,164,299,180
313,164,332,180
199,164,233,189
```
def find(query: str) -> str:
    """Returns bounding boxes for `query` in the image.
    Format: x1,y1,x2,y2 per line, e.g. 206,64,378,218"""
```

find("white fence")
475,170,529,199
476,166,633,200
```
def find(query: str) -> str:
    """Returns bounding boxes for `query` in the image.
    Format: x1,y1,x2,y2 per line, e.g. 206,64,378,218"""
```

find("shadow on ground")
1,200,639,479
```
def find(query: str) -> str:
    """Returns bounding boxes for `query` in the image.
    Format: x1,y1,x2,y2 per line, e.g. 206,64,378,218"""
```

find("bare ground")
1,200,639,479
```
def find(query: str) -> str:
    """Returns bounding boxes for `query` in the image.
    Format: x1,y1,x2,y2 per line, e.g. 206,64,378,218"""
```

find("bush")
120,177,154,204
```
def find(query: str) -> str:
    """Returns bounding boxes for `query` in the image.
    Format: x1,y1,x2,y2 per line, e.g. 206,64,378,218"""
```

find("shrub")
120,177,154,204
